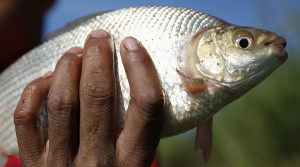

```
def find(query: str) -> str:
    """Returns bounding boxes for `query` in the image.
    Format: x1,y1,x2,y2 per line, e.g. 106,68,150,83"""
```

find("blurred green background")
158,1,300,167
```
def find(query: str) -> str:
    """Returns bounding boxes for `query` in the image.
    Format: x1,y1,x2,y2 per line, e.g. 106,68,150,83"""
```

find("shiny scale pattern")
0,6,226,156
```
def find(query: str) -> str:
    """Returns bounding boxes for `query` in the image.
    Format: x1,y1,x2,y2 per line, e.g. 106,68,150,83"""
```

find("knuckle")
19,158,41,167
14,81,42,125
133,86,164,108
48,90,77,113
116,143,154,167
14,106,35,126
131,86,164,116
75,153,115,167
80,78,115,107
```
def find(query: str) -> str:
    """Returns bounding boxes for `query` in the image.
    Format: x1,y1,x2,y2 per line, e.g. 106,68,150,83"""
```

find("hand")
14,30,164,167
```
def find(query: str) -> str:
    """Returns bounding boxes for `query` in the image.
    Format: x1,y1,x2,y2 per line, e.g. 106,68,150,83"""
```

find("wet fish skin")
0,6,287,159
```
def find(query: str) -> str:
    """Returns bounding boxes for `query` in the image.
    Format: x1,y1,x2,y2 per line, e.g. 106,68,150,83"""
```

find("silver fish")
0,6,287,162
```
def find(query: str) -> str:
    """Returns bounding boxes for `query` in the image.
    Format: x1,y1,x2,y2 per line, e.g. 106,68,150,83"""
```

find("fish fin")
176,68,207,94
195,118,213,163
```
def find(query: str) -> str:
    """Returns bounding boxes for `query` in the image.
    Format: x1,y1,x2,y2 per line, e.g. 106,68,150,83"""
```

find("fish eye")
238,37,250,48
234,31,254,50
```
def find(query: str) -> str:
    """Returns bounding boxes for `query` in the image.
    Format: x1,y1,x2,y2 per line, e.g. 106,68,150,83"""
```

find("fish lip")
276,51,288,63
265,37,288,63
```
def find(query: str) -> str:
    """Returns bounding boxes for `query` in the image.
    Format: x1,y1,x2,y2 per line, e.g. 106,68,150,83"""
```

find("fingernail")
41,71,53,79
91,29,110,38
122,37,140,51
68,47,82,54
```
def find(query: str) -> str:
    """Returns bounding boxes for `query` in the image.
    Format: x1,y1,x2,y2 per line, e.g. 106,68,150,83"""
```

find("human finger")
77,30,116,166
46,47,82,166
14,72,52,166
117,37,164,166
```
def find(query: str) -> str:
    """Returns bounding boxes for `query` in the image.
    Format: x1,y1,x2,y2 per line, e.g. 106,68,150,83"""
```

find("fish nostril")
265,37,287,48
264,42,272,46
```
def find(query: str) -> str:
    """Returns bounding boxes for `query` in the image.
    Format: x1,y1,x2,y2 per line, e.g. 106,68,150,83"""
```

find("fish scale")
0,6,287,161
0,6,225,157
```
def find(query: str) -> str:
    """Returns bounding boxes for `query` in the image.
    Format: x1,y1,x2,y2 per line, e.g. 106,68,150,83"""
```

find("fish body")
0,6,287,159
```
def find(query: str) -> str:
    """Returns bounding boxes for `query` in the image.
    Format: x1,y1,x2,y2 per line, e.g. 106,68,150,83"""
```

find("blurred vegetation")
158,1,300,166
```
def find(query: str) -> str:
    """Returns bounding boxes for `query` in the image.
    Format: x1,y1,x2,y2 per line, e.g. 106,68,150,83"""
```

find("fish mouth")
264,36,288,63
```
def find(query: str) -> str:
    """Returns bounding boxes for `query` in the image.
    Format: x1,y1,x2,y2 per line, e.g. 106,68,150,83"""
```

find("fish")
0,6,287,164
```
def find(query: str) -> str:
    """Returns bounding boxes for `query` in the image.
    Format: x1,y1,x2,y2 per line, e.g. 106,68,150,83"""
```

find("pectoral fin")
176,69,207,94
195,118,213,163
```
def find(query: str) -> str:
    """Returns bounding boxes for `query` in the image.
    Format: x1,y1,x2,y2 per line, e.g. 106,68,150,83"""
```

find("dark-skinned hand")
14,29,164,167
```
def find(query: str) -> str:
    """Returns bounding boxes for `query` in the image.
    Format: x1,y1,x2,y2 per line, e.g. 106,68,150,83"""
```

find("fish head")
191,25,288,95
